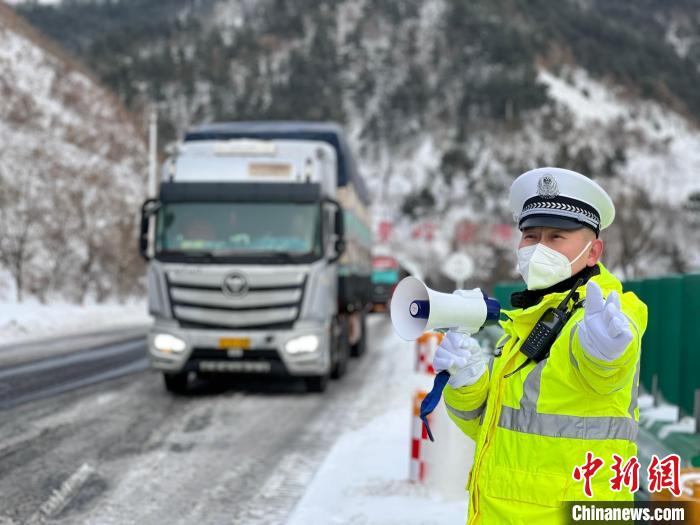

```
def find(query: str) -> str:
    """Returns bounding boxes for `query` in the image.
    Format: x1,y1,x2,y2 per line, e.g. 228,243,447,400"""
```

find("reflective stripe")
446,401,486,422
569,323,580,370
629,359,640,417
498,332,638,441
498,406,638,441
521,360,545,408
628,318,641,417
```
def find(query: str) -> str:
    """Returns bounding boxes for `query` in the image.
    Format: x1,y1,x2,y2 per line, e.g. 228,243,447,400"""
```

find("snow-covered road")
0,314,470,525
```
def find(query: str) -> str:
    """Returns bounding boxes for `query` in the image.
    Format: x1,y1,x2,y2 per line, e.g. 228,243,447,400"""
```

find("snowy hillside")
380,66,700,285
0,4,148,303
11,0,700,286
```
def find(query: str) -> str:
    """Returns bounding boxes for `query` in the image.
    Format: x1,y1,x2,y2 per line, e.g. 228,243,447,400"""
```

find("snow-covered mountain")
11,0,700,287
0,3,148,302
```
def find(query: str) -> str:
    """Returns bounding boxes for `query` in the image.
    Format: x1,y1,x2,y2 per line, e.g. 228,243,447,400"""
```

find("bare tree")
603,187,696,279
0,162,45,301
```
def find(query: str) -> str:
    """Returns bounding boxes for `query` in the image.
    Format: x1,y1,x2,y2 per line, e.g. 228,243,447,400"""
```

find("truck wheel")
305,374,329,393
351,311,367,358
163,372,189,394
331,315,350,379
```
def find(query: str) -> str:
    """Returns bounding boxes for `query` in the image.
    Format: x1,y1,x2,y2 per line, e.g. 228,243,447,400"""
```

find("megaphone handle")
419,370,450,442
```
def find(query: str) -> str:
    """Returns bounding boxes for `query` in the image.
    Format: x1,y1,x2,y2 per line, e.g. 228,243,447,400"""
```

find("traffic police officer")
434,167,648,524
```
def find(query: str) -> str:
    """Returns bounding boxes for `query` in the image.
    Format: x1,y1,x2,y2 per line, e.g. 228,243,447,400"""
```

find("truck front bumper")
148,319,331,377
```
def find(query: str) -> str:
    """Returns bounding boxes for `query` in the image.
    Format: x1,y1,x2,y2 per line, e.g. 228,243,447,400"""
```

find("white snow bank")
639,403,679,429
638,393,697,438
638,393,655,410
658,416,697,440
0,298,151,347
287,405,468,525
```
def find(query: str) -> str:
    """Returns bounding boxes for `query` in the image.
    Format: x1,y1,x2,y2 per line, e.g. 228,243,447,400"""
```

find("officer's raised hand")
578,280,633,361
433,331,487,388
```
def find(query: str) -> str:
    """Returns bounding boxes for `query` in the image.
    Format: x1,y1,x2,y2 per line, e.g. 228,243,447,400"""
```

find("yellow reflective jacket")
444,263,648,525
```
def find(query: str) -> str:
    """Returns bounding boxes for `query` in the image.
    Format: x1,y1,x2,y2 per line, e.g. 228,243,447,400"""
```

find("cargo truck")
139,122,372,393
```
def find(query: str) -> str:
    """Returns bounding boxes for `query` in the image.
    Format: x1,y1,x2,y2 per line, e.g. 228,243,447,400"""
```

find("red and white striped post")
410,332,443,483
415,332,443,375
410,389,430,482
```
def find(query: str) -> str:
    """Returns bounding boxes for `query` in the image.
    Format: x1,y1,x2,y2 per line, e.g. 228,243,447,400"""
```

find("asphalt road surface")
0,315,396,525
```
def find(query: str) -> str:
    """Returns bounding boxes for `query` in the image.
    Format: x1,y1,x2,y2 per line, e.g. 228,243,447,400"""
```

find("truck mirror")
333,238,346,260
328,239,345,264
334,206,345,237
325,200,345,263
139,199,160,261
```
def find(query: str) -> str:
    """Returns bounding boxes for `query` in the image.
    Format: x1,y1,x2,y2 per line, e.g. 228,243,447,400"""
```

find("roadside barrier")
410,389,430,482
409,333,474,500
415,332,442,375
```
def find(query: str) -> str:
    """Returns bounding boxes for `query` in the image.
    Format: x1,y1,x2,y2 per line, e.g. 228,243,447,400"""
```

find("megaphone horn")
390,276,500,341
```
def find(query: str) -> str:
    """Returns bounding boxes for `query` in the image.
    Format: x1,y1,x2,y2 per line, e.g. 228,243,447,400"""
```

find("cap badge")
537,174,559,199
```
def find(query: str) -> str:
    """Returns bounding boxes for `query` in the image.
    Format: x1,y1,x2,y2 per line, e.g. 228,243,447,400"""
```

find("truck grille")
166,268,306,330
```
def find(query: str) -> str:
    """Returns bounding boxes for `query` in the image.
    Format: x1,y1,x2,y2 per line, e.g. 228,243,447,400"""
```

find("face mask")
517,241,592,290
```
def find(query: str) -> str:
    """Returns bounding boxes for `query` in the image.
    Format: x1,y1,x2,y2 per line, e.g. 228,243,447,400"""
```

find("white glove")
577,280,633,362
433,331,487,388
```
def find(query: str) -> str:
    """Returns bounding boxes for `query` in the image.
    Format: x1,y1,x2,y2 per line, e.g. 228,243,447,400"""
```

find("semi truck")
139,122,373,393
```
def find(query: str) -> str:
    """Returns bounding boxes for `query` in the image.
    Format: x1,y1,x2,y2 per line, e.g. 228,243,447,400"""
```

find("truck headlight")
285,334,319,354
153,333,187,353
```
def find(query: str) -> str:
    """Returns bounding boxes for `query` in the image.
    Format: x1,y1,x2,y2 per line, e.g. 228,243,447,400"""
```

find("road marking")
27,463,95,524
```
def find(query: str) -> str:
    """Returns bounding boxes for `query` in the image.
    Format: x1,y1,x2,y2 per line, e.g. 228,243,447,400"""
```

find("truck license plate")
218,337,250,350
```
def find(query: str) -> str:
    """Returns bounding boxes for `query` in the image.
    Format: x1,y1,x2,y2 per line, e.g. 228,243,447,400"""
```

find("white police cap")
509,167,615,236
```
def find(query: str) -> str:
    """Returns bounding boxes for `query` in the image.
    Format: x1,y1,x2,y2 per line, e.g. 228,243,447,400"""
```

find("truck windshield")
155,202,322,262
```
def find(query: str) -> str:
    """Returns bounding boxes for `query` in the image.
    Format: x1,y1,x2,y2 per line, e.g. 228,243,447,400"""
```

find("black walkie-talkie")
504,277,584,378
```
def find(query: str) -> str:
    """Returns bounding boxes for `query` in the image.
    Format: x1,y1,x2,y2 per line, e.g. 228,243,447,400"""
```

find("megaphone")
391,276,501,340
390,276,501,441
